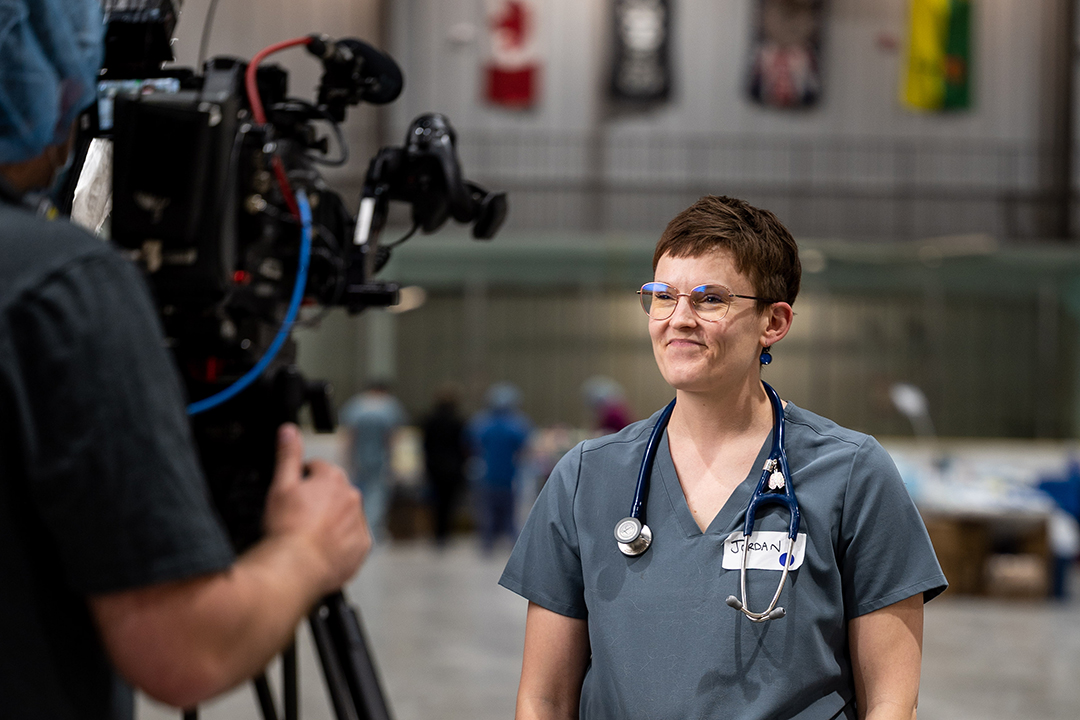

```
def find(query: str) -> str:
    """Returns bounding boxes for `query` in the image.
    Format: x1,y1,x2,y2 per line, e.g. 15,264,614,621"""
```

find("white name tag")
722,531,808,571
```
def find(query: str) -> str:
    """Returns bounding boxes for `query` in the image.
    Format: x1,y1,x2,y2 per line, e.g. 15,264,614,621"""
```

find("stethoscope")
613,381,800,623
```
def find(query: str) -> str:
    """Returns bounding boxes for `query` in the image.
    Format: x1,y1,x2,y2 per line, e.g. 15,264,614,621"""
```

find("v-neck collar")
654,425,775,538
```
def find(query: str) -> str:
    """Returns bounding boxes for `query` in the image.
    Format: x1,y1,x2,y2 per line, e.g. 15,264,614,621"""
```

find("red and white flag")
484,0,541,109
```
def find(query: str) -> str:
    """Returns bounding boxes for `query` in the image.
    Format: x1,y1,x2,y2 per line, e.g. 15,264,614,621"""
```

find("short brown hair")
652,196,801,309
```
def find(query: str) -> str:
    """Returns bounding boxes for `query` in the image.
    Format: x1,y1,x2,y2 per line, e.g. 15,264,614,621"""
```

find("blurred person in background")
340,380,407,541
0,2,371,717
421,383,470,546
470,382,532,553
581,375,632,435
501,196,947,720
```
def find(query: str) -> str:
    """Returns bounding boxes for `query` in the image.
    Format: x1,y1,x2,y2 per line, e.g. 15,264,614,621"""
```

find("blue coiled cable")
187,189,313,415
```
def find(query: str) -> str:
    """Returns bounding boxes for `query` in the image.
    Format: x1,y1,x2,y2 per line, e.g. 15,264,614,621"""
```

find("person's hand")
263,423,371,594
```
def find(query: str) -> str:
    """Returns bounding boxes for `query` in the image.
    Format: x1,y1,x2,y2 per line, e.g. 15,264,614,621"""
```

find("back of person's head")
364,379,392,395
652,195,801,308
433,381,462,408
581,375,624,410
486,382,521,413
0,0,103,165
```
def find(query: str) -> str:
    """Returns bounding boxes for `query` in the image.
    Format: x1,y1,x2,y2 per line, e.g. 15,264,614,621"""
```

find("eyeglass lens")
640,282,733,321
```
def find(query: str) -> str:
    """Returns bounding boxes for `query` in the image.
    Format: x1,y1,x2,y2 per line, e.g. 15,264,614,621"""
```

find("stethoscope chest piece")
615,517,652,556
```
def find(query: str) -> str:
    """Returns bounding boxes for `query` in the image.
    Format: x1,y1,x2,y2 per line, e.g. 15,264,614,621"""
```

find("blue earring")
760,347,772,366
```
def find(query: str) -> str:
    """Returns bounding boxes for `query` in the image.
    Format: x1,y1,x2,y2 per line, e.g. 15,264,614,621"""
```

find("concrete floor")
139,538,1080,720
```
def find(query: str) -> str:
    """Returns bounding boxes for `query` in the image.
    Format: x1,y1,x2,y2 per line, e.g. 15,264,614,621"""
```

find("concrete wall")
379,247,1078,438
388,0,1050,141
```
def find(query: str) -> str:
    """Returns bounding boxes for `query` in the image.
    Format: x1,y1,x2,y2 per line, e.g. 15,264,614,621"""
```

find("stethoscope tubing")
736,534,797,622
629,399,676,521
743,382,800,541
617,380,800,622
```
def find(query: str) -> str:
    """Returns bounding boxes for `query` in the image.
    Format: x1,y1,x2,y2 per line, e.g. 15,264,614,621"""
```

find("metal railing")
457,130,1069,241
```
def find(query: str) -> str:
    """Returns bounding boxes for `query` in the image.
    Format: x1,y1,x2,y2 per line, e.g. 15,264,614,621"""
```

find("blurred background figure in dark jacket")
421,383,469,546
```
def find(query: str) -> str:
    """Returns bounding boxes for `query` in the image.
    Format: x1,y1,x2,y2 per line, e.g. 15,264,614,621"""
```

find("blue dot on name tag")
779,553,793,567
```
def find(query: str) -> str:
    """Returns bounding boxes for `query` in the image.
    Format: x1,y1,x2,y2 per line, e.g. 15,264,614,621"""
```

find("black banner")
611,0,672,103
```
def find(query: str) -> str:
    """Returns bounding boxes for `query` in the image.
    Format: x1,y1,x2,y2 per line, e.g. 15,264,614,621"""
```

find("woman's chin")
660,370,715,394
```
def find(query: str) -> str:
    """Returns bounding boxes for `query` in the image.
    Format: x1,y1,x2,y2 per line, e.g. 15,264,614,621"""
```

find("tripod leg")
309,591,394,720
284,642,298,720
253,674,280,720
329,593,392,720
309,602,362,720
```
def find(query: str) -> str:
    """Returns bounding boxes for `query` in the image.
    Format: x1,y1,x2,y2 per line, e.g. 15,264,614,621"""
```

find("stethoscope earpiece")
615,517,652,556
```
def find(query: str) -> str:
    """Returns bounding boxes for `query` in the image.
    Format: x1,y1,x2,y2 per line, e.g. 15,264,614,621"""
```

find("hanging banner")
484,0,541,109
902,0,972,111
747,0,825,110
611,0,672,103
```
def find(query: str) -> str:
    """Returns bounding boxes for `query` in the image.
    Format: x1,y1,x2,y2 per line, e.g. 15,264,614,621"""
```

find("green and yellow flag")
903,0,972,111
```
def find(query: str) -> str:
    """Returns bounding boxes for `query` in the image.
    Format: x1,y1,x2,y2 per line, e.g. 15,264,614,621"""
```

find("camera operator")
0,2,371,717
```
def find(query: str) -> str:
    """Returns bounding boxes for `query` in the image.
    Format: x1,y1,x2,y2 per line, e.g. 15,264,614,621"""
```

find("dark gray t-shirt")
0,204,235,719
500,403,947,720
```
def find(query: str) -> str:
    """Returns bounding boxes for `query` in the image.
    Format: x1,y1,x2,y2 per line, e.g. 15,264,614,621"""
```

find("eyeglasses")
637,282,776,322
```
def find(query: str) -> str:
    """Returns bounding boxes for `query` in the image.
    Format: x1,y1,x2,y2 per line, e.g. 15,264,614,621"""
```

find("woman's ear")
761,302,794,348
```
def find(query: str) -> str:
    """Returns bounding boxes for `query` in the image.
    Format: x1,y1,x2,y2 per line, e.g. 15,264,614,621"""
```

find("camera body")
91,3,506,548
107,54,504,398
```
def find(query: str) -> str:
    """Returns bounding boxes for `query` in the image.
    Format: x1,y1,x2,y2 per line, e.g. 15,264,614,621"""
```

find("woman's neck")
668,376,774,447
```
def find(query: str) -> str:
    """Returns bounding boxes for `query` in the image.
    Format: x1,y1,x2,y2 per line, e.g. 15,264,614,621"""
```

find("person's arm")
516,602,590,720
848,594,924,720
89,423,371,709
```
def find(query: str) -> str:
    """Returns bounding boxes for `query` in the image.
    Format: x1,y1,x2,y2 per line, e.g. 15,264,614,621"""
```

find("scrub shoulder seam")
785,417,867,449
580,422,653,455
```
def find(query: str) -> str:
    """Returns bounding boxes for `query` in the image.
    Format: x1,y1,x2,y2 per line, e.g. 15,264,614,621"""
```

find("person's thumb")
271,422,305,489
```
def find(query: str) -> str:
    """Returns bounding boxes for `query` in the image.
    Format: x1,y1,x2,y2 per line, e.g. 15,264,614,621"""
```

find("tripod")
184,365,393,720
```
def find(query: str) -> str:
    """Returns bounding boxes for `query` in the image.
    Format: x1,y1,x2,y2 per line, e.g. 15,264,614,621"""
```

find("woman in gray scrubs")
500,195,947,720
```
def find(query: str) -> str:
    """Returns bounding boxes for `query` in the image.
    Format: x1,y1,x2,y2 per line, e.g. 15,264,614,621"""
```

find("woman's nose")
669,294,698,325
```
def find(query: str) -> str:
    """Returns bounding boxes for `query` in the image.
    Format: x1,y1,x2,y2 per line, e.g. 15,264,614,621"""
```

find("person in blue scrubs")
470,382,532,552
500,195,947,720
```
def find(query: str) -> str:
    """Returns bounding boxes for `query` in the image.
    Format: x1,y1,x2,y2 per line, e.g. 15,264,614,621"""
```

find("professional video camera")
72,3,508,719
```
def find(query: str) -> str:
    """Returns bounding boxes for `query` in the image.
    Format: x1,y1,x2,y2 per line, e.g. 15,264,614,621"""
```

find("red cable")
245,36,311,123
243,36,312,218
270,156,299,218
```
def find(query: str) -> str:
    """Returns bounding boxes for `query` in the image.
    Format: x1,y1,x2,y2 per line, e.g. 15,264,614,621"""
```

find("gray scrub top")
500,402,947,720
